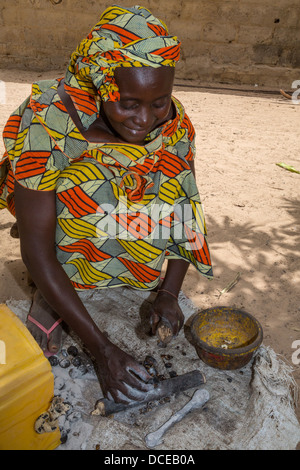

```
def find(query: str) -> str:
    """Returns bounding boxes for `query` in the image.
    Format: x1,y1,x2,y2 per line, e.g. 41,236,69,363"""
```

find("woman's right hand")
95,341,154,404
14,182,153,405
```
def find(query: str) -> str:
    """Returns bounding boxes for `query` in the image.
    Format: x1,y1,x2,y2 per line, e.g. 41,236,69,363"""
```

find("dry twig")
218,272,241,298
279,89,292,100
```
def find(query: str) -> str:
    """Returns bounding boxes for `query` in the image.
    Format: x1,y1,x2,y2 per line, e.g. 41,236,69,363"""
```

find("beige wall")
0,0,299,88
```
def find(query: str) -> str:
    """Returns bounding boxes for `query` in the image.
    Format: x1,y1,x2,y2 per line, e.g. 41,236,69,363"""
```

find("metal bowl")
190,307,263,370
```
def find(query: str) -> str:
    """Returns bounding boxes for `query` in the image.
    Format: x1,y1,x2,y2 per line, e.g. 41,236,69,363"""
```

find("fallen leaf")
276,163,300,174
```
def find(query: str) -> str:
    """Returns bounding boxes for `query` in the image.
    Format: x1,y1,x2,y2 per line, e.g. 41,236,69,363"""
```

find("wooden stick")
92,370,206,416
279,89,292,100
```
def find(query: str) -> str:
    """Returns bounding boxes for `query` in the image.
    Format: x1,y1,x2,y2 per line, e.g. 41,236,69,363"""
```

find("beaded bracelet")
157,289,178,300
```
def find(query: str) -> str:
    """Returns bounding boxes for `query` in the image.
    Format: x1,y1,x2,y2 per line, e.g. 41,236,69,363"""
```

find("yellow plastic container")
0,304,61,450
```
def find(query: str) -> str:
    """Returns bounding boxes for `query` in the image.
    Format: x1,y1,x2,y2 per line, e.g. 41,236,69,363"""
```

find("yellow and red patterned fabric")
64,5,181,129
0,6,212,290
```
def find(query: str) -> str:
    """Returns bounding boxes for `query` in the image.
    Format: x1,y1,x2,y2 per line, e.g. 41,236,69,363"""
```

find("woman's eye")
152,100,168,109
120,102,138,110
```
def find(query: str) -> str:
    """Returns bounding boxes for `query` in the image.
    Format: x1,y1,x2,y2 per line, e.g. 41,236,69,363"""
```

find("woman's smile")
101,66,175,145
122,122,153,140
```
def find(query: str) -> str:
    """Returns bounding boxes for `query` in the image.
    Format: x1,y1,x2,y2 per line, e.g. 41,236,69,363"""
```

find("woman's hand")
14,182,153,405
95,342,154,404
149,258,189,336
149,291,184,337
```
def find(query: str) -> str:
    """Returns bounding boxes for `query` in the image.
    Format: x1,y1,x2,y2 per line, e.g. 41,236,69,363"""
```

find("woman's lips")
123,123,151,137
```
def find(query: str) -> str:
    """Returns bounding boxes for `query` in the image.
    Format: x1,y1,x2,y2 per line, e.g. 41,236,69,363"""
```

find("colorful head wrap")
64,5,181,129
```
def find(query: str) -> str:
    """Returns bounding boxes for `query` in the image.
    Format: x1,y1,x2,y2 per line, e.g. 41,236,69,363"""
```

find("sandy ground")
0,69,299,432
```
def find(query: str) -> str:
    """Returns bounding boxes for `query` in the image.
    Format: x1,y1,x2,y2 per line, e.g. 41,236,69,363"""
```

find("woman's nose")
132,106,152,128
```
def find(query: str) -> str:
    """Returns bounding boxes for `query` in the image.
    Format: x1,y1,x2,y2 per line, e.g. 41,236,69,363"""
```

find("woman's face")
101,66,175,145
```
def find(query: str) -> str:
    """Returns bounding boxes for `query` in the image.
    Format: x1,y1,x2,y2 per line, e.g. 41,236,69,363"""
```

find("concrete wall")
0,0,299,88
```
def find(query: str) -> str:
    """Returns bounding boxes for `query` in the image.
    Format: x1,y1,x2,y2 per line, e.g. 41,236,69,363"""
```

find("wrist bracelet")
157,289,178,300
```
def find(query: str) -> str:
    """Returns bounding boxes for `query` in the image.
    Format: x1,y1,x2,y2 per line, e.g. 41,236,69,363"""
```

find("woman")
0,5,212,403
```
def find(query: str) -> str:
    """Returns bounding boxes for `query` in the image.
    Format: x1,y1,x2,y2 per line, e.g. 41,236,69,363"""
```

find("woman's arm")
149,158,196,336
14,181,152,402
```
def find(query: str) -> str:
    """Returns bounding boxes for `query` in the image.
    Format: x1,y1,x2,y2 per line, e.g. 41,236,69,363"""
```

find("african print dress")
0,79,212,291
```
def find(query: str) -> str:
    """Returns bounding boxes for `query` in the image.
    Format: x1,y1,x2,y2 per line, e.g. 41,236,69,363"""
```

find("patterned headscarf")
64,5,181,129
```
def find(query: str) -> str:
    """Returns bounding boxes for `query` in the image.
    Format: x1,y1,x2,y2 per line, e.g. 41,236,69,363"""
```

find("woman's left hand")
149,291,184,337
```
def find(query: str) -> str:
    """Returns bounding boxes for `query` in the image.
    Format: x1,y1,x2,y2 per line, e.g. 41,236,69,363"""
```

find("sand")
0,70,299,440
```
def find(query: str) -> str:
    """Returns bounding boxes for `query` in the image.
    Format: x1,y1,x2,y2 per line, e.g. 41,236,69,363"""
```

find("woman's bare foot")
27,289,63,355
